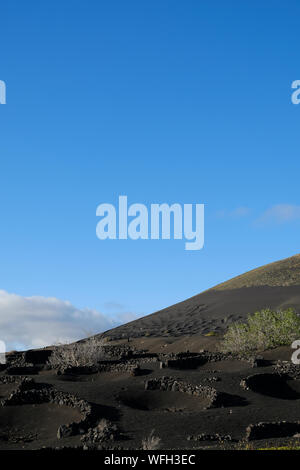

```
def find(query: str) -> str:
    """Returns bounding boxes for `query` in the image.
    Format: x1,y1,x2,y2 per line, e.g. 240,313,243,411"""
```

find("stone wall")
246,421,300,440
1,379,96,439
144,376,221,408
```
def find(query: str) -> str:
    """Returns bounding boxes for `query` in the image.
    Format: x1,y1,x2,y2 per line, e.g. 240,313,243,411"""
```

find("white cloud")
256,204,300,225
216,207,250,218
231,207,250,217
0,290,137,351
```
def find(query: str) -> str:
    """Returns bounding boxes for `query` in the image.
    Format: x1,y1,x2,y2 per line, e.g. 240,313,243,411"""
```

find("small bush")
142,430,161,450
81,418,119,444
48,337,106,369
220,308,300,354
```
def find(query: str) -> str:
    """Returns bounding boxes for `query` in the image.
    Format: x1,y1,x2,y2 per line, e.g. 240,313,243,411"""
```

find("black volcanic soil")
0,383,18,400
102,255,300,340
117,388,211,411
3,256,300,450
0,404,82,449
2,341,300,450
104,285,300,339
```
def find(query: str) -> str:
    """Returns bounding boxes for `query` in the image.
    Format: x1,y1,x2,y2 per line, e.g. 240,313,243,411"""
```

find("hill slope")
103,254,300,339
213,254,300,290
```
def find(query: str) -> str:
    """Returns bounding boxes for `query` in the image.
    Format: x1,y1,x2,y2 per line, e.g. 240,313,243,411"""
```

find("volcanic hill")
2,254,300,451
104,254,300,340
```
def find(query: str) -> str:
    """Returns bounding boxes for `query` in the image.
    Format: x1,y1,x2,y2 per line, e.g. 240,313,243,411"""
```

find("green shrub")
220,308,300,354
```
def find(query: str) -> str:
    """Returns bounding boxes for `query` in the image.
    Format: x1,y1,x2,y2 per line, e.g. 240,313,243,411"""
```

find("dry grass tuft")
142,430,161,450
48,337,106,368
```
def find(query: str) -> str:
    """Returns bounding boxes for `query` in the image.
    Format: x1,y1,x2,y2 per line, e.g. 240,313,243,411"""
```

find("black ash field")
2,254,300,450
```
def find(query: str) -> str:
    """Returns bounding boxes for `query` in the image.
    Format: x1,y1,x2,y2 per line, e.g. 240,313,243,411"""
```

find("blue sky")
1,1,300,349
